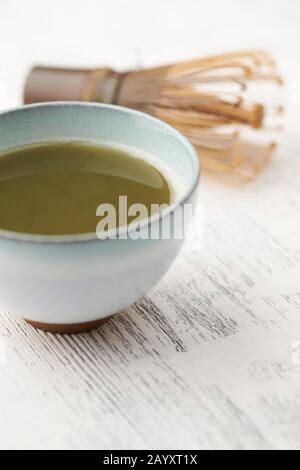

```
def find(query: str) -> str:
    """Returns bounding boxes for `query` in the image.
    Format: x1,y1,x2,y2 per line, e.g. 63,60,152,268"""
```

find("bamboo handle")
24,67,120,104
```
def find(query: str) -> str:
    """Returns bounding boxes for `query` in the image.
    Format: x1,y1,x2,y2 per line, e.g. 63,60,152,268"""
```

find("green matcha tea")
0,141,171,235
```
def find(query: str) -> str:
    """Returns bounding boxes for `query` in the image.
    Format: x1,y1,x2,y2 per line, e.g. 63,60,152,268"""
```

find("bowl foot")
26,316,112,334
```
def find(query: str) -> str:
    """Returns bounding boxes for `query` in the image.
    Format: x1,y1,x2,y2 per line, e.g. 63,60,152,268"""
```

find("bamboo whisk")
24,50,283,183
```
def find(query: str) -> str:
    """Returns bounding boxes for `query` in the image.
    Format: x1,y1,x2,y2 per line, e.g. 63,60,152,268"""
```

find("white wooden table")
1,0,300,450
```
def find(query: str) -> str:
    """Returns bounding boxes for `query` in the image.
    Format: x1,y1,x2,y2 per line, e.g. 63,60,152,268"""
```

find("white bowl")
0,102,200,333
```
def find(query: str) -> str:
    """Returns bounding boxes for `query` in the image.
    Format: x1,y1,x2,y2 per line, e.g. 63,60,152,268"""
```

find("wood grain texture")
0,0,300,450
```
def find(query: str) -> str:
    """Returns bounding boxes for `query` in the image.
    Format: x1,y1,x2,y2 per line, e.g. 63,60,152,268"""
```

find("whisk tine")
116,50,282,182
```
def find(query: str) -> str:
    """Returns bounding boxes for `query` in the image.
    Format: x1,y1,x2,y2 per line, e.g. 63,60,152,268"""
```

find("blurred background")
0,0,298,114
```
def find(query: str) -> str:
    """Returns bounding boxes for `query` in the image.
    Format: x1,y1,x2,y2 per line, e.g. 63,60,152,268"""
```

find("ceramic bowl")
0,102,200,333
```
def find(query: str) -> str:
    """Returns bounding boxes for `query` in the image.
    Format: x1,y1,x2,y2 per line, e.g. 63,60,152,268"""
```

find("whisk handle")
24,66,119,104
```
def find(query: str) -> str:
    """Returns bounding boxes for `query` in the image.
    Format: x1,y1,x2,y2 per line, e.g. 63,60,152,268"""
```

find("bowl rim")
0,101,201,244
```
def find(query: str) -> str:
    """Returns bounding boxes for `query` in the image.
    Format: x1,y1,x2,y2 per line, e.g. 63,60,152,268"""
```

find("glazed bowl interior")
0,102,200,242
